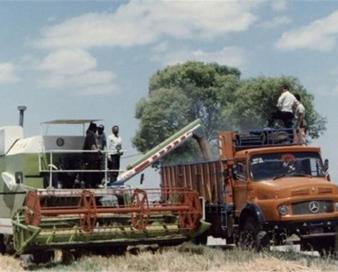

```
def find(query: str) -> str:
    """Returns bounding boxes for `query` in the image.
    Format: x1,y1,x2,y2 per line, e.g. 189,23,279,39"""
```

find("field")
0,243,337,272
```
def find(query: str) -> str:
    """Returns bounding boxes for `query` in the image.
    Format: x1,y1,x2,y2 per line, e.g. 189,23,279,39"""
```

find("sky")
0,0,338,185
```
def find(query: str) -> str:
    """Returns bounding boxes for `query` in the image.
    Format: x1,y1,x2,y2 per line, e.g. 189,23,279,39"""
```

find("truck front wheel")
301,236,336,257
239,216,269,251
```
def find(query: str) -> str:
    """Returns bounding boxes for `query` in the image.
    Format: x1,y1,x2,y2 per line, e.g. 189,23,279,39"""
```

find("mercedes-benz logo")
308,201,320,214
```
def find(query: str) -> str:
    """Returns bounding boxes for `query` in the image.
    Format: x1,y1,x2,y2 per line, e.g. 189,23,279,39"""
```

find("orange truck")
161,129,338,254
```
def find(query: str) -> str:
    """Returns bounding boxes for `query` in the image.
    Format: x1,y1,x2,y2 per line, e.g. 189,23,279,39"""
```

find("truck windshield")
250,152,325,181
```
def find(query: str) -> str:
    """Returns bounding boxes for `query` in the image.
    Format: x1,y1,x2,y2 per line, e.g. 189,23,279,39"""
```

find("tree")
133,87,202,163
133,62,326,162
133,61,241,163
148,61,241,140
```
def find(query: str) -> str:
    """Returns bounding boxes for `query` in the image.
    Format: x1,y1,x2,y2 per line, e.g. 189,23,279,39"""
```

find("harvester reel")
79,190,97,232
24,191,41,226
179,192,201,230
131,189,149,230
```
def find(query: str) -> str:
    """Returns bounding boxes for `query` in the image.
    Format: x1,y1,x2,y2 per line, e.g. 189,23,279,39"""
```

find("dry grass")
0,243,337,272
0,254,24,272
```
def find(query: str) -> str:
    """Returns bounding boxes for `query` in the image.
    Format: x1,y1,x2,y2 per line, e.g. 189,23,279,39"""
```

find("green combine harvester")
0,110,208,262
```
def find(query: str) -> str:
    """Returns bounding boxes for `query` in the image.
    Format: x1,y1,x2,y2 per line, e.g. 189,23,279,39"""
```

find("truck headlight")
278,205,289,216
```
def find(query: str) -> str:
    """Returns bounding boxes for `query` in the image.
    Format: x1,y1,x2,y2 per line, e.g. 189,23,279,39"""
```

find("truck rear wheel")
239,216,269,251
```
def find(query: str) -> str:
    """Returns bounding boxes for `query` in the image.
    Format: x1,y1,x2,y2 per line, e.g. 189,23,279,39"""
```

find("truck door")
232,160,248,217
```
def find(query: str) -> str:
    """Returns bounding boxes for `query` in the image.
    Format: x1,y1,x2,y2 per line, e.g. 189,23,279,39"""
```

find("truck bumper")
265,219,338,234
264,219,338,252
265,219,338,241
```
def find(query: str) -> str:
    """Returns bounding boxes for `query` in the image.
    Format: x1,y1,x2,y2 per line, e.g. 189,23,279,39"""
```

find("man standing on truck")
107,125,123,183
293,94,306,144
269,84,297,128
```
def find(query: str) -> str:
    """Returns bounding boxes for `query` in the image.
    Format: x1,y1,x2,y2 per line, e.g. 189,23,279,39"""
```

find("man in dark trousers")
97,125,107,150
83,122,99,188
107,125,123,183
96,124,107,183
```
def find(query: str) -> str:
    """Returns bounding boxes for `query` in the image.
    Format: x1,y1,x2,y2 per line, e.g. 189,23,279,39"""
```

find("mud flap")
188,221,211,239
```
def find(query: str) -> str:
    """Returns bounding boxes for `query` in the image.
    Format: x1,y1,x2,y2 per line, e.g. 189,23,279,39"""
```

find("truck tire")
239,216,269,251
301,236,336,257
314,238,336,257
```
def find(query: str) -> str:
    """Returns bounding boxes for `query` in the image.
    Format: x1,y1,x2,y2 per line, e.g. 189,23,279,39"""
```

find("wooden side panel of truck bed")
160,161,225,204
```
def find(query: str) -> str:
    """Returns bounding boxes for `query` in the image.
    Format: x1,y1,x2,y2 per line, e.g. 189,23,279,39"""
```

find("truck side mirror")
323,159,329,172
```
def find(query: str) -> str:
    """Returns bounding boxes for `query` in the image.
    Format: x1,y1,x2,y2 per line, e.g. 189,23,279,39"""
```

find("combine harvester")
0,108,208,262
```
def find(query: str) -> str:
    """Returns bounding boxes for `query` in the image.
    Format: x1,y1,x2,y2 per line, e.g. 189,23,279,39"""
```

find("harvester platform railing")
38,119,202,188
38,149,124,189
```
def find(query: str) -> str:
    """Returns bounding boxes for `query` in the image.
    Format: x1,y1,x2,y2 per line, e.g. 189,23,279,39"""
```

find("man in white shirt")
294,94,305,129
107,125,123,183
293,94,306,144
269,84,297,128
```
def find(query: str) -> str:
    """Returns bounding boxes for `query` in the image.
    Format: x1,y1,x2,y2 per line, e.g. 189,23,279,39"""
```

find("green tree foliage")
133,61,326,162
133,87,201,163
148,61,241,140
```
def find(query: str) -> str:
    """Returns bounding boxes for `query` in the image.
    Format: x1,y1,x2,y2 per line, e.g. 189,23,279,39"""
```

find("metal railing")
38,149,125,189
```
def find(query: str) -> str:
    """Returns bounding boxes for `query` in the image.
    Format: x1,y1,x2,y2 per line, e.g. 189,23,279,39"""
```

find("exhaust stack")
17,105,27,127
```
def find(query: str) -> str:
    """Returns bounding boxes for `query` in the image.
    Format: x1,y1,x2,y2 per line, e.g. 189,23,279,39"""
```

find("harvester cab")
0,118,209,259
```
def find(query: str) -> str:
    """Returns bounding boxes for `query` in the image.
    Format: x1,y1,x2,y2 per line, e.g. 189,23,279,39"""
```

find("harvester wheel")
131,189,149,230
0,234,5,254
31,250,54,264
113,245,128,255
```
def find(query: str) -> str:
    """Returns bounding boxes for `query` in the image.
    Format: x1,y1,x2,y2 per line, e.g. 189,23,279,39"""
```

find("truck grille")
292,200,333,215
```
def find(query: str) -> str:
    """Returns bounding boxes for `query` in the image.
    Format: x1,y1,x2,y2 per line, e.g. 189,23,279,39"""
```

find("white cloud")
152,42,169,54
271,0,288,13
276,10,338,51
38,49,96,75
0,63,19,84
152,46,247,68
37,1,260,49
258,16,292,29
37,49,116,95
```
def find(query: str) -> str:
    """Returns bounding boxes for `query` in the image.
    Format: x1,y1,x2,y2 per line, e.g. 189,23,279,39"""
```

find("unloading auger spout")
117,119,202,183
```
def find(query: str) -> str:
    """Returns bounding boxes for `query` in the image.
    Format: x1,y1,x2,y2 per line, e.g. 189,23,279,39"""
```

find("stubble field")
0,242,337,272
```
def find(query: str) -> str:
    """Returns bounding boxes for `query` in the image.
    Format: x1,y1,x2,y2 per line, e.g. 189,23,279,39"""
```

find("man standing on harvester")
108,125,123,183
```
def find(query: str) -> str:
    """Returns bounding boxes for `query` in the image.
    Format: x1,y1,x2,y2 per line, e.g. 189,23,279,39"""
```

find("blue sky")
1,0,338,184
